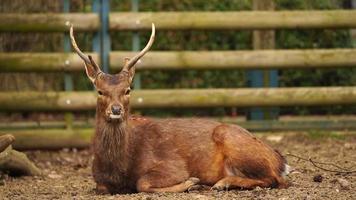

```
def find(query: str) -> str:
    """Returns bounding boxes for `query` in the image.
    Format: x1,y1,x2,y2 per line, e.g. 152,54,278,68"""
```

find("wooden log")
1,49,356,72
110,10,356,30
110,49,356,71
221,118,356,131
0,129,93,150
131,87,356,108
1,11,356,32
0,91,96,111
0,13,99,32
0,134,15,153
0,145,42,176
0,120,355,150
0,53,99,72
2,116,356,130
0,87,355,110
0,134,41,176
0,121,92,130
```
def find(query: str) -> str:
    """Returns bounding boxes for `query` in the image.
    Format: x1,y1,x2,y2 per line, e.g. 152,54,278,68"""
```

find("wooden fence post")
92,0,110,73
63,0,74,129
132,0,142,90
352,0,356,47
248,0,278,120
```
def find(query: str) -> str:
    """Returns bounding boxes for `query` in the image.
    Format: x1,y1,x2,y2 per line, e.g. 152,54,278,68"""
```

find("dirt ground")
0,132,355,200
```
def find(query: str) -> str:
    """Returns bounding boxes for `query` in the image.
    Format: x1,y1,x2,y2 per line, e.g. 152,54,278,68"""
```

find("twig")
286,153,356,174
286,153,354,171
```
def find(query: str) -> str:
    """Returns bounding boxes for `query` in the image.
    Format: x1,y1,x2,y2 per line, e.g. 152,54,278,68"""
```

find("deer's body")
70,23,289,194
92,117,288,194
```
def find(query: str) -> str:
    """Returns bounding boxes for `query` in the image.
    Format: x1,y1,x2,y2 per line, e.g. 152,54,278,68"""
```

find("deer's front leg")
137,174,200,193
136,161,200,193
92,158,113,194
136,152,200,193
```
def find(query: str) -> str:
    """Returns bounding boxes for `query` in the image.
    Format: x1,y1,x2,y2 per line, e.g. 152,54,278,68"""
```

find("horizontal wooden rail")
1,124,355,149
1,10,355,32
0,53,99,72
0,87,355,111
222,119,356,131
0,121,92,129
0,129,92,150
1,49,356,72
111,49,356,70
110,10,356,30
0,13,99,32
1,117,356,131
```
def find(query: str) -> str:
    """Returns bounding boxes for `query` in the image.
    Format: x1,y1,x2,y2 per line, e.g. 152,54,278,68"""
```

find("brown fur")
70,24,289,194
92,115,289,194
88,56,288,195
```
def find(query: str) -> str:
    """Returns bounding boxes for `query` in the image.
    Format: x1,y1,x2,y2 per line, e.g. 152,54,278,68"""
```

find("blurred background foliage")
0,0,355,119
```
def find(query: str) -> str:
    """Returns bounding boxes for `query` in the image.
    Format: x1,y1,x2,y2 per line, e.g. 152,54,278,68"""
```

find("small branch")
286,153,356,174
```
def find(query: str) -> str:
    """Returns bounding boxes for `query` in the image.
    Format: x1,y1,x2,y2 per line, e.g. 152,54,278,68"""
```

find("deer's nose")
111,105,122,115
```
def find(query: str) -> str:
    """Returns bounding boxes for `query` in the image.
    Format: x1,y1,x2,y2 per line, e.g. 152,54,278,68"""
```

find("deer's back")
130,117,222,151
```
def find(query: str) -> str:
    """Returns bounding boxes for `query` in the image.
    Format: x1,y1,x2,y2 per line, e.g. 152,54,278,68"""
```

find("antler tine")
123,23,155,71
69,24,91,65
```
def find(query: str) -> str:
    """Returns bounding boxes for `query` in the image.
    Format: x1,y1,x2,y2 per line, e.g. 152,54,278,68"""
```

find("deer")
69,23,290,194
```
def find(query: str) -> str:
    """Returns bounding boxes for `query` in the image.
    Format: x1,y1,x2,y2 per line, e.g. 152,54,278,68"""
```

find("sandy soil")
0,132,355,200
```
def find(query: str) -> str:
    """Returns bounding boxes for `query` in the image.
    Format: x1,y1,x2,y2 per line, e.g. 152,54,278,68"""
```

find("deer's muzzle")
107,104,124,122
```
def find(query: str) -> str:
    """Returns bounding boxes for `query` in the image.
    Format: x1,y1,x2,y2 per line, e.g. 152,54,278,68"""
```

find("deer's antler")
122,23,155,72
69,24,101,72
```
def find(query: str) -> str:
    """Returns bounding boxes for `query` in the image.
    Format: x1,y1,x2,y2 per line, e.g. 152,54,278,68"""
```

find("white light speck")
66,99,71,105
137,97,143,103
65,21,71,26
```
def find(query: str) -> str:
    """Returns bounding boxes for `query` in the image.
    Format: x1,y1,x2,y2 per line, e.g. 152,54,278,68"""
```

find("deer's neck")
94,117,131,172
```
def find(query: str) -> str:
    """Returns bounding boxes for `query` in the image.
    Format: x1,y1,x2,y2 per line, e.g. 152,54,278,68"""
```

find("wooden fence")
1,7,356,149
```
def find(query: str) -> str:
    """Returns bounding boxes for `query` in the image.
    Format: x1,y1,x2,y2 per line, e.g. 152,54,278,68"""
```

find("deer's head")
70,24,155,123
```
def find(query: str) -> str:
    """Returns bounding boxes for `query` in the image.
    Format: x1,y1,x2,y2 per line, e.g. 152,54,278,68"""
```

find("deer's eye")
125,88,131,95
98,90,103,96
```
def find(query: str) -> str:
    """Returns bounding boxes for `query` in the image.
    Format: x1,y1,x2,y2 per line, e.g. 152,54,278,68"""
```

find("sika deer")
70,23,290,194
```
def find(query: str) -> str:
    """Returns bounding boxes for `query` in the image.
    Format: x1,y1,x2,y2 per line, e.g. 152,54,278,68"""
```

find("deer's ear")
84,62,98,83
70,25,102,84
84,55,102,83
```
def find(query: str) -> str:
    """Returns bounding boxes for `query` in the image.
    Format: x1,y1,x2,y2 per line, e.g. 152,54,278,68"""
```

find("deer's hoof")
187,177,200,185
187,184,204,192
185,177,200,192
211,182,230,191
95,184,110,195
